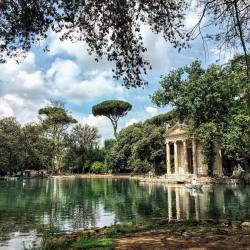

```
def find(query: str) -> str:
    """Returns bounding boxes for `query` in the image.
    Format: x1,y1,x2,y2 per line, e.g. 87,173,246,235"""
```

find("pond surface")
0,178,249,249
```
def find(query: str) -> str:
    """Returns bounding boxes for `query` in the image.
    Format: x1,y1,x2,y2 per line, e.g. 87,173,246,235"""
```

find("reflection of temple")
166,185,226,221
165,123,223,176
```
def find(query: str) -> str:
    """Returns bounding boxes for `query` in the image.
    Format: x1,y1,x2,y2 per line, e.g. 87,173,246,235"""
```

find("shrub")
238,172,250,184
90,161,107,174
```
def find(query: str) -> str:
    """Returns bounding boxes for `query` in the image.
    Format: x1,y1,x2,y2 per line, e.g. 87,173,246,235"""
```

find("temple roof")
165,123,188,138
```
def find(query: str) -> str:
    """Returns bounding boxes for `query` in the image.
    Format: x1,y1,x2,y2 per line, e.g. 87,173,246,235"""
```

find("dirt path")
115,230,250,250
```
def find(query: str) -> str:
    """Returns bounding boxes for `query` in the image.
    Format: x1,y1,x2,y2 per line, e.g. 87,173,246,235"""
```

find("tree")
0,117,23,175
1,1,249,87
21,123,53,171
39,101,77,173
144,110,177,127
65,124,101,173
92,100,132,138
152,58,249,173
106,123,143,173
222,114,250,171
130,124,166,175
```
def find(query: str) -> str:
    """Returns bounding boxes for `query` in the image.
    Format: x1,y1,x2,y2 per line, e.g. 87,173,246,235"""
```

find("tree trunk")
113,125,118,138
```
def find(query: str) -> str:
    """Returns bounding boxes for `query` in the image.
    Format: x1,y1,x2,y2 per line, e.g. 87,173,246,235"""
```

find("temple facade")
165,123,223,176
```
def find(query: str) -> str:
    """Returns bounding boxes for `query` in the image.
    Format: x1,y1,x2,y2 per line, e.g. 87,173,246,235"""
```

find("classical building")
165,123,223,176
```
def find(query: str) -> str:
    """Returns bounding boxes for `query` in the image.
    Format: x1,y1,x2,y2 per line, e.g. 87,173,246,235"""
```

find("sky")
0,8,234,143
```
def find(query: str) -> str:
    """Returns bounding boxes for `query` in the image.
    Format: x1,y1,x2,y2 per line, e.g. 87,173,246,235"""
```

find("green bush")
238,172,250,184
90,161,107,174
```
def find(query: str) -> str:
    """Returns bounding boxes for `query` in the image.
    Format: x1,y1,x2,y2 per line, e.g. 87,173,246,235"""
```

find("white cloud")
146,107,158,114
0,50,124,124
0,98,14,117
48,32,114,74
46,58,124,104
141,25,170,73
125,118,139,127
0,52,49,123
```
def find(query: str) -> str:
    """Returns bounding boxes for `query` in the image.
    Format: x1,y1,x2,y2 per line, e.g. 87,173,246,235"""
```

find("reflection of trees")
0,179,250,242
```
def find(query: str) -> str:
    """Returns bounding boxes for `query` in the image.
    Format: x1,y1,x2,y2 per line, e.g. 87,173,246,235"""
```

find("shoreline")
40,220,250,250
1,173,242,185
49,173,241,185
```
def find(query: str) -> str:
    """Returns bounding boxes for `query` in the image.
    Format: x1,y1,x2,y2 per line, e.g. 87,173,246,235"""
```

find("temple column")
192,139,198,176
183,140,188,174
167,186,172,221
166,142,171,174
174,141,178,174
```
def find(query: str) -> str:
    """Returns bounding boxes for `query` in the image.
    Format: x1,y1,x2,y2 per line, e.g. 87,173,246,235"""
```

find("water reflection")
141,182,250,221
0,178,249,249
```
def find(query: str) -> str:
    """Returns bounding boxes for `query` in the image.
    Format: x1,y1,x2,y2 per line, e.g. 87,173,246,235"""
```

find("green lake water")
0,178,249,249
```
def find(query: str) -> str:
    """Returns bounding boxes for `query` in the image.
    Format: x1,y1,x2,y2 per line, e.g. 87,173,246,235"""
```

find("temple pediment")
166,123,188,138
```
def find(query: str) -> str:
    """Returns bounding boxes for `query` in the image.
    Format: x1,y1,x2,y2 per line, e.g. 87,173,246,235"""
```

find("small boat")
185,184,203,190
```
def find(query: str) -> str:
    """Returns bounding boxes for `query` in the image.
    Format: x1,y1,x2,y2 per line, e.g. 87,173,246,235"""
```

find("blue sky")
0,10,234,142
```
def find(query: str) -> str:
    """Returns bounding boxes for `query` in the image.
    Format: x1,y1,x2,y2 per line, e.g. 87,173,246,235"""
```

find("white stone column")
192,139,198,176
166,142,171,174
174,141,178,174
183,140,188,174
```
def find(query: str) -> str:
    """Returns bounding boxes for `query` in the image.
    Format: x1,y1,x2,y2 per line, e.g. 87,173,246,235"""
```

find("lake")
0,178,249,249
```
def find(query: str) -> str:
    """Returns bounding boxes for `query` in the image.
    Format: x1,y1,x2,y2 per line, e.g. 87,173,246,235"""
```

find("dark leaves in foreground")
0,1,249,87
0,0,187,87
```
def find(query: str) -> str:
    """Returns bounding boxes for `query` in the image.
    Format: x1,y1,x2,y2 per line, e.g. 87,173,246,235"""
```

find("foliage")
72,237,115,249
152,57,249,172
0,117,23,175
144,110,177,126
194,123,217,176
21,123,53,171
0,1,249,87
0,0,187,87
0,103,103,176
222,114,250,170
106,123,143,173
64,124,101,173
130,124,166,175
92,100,132,138
106,111,175,174
104,139,116,151
90,161,107,174
238,172,250,185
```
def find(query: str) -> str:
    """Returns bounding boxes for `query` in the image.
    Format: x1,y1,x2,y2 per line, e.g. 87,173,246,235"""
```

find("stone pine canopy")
165,123,223,176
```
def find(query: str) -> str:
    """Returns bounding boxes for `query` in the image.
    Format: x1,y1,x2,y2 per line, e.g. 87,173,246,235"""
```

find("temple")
165,123,223,177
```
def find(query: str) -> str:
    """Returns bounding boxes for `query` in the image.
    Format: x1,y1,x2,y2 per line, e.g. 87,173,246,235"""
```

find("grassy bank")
32,220,250,250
